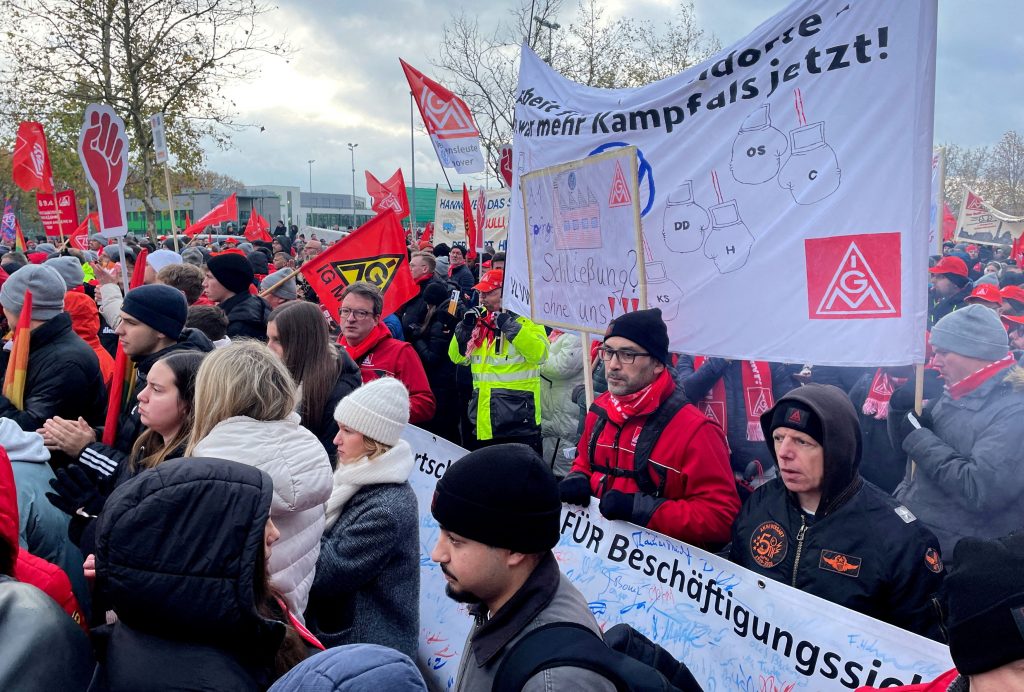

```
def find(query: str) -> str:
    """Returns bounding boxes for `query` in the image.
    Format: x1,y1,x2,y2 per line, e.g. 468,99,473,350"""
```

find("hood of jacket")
760,383,862,517
193,413,332,515
0,419,49,464
268,644,427,692
94,457,284,652
1004,365,1024,391
135,327,215,373
64,290,103,350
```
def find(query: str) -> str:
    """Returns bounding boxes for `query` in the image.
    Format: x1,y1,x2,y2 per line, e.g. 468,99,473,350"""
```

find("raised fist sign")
78,104,130,237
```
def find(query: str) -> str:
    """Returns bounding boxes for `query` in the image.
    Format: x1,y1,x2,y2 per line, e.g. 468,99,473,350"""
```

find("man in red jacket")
337,281,436,424
558,308,739,546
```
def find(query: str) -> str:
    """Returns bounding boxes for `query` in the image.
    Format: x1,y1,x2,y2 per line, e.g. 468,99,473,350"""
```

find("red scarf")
339,322,391,362
693,358,773,441
861,368,908,420
466,311,497,354
947,354,1014,400
606,368,673,425
414,272,432,285
448,259,465,277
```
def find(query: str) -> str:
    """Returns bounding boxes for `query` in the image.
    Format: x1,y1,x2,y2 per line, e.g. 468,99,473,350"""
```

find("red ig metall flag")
12,122,55,194
78,104,130,237
365,169,410,219
300,210,418,319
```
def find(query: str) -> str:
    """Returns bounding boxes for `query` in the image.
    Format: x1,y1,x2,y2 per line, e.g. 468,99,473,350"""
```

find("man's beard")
445,583,483,605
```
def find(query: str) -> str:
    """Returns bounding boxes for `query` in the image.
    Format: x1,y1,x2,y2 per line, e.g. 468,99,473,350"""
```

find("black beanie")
122,284,187,340
945,272,970,289
431,444,561,554
423,282,449,307
605,308,669,365
942,533,1024,675
767,400,824,446
207,253,255,294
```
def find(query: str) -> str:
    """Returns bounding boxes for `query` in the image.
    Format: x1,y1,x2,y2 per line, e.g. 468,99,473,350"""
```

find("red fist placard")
78,104,130,237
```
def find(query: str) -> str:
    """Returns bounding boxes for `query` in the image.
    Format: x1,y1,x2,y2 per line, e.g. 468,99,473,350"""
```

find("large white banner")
407,426,951,692
955,187,1024,248
433,188,511,251
505,0,936,366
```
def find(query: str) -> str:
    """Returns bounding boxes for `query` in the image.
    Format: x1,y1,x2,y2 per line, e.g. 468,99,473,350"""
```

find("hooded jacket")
193,413,333,618
92,457,286,691
268,644,427,692
539,331,584,476
221,291,272,341
730,385,944,638
65,290,115,388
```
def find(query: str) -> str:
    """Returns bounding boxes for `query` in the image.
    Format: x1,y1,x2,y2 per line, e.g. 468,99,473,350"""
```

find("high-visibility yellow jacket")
449,312,548,440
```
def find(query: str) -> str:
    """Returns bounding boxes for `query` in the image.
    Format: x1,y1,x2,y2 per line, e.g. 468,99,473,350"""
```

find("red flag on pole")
70,212,98,250
3,291,33,410
183,194,238,237
462,184,478,260
244,206,272,242
365,169,410,219
942,201,956,242
400,59,485,174
12,122,54,194
300,210,417,319
102,249,148,446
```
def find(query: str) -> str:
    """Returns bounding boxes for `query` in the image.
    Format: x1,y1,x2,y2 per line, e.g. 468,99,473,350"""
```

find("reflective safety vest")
449,314,548,440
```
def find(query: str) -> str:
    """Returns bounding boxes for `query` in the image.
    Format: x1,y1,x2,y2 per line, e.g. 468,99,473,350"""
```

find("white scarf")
324,439,415,529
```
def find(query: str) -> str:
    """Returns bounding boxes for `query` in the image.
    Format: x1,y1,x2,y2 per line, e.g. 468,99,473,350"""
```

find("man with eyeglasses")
449,269,548,453
338,281,436,424
558,308,740,546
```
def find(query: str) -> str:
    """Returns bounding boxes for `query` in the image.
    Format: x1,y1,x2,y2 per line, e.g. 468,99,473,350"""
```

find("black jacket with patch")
221,291,271,341
728,384,944,639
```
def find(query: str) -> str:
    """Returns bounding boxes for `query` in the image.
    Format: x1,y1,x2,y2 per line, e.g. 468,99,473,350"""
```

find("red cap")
1002,313,1024,326
473,269,504,293
1001,285,1024,305
965,284,1003,306
929,256,969,278
224,237,238,245
966,244,979,252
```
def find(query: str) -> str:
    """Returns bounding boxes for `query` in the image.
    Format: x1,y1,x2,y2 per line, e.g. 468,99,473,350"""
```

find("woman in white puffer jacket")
185,340,332,618
539,330,584,478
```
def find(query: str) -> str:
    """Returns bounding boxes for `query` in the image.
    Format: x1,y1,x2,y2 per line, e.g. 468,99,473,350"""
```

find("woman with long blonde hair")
186,340,332,619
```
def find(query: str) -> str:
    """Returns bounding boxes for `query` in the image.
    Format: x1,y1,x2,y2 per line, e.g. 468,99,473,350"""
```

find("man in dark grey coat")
890,304,1024,560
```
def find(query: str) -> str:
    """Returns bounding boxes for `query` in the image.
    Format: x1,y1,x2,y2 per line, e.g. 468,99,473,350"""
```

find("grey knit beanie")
181,247,205,267
0,264,67,320
44,256,85,289
261,268,297,300
334,377,409,446
931,304,1009,361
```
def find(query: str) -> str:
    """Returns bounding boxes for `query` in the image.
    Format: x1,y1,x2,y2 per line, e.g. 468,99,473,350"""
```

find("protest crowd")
0,220,1020,692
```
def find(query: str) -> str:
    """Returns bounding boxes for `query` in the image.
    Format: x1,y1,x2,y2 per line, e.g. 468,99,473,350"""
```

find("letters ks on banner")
521,146,647,333
78,104,131,238
400,58,485,174
954,187,1024,248
433,187,511,251
12,121,55,194
366,169,410,219
403,425,952,692
36,190,80,239
244,206,272,242
504,0,938,366
183,193,239,237
299,210,417,319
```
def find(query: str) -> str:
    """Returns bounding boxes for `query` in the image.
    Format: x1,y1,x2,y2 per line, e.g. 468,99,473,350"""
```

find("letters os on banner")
405,426,951,692
504,0,937,366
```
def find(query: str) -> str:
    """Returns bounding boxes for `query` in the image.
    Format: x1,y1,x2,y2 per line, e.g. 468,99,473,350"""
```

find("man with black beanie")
202,253,270,341
559,308,740,546
430,443,614,692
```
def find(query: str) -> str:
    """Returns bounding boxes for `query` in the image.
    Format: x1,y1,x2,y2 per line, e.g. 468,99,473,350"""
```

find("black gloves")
558,473,592,506
890,369,943,412
455,310,477,353
888,407,934,453
460,311,478,330
46,465,105,519
598,490,635,521
494,312,513,331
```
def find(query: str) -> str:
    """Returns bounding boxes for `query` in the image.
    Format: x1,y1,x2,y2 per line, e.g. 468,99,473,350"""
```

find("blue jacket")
269,644,427,691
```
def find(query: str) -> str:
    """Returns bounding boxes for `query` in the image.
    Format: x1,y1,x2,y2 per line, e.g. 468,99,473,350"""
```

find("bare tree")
0,0,289,236
985,131,1024,215
942,143,990,217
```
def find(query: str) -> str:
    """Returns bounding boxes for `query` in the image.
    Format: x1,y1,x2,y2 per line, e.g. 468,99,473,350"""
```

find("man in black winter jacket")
729,384,945,640
0,265,106,432
203,253,271,340
928,256,973,327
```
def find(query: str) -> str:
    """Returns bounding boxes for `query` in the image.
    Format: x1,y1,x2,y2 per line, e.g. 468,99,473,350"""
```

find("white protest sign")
78,103,131,238
150,112,168,165
505,0,936,366
433,188,511,251
521,147,647,331
955,188,1024,248
406,426,951,692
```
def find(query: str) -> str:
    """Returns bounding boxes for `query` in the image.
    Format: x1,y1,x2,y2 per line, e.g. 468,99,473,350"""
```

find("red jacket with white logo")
571,378,740,546
356,336,436,424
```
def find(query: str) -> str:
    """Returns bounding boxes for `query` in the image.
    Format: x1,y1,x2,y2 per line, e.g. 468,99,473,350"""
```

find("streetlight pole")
347,142,358,229
533,17,560,62
307,159,315,193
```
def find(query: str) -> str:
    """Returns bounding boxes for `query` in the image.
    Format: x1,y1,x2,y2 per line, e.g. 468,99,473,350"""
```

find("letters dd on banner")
405,426,951,692
504,0,937,366
521,146,647,331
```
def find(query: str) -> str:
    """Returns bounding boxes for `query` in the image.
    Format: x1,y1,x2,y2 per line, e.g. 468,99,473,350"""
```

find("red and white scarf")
947,354,1015,400
861,369,908,420
465,311,498,354
693,358,773,441
606,368,673,425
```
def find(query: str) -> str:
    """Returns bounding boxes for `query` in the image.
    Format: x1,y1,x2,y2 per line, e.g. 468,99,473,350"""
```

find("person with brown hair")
267,302,361,465
157,262,206,305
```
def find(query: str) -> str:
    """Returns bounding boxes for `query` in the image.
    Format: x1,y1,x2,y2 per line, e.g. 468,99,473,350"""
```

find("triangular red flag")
12,122,54,194
365,169,410,219
299,211,417,319
244,206,272,242
102,249,148,446
462,184,478,260
183,193,237,236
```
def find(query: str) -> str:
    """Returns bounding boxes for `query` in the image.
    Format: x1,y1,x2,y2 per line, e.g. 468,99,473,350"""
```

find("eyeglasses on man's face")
339,307,374,320
597,346,651,364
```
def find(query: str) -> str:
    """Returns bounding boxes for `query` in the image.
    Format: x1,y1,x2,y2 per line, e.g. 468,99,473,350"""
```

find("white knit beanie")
333,377,410,446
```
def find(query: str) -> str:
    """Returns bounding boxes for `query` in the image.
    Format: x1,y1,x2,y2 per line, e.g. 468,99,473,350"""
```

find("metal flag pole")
410,91,418,238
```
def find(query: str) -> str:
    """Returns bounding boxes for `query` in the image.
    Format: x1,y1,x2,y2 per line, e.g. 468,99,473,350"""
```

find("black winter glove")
598,490,636,522
460,311,478,330
46,465,105,519
889,369,943,412
455,311,477,353
558,473,592,506
494,312,513,331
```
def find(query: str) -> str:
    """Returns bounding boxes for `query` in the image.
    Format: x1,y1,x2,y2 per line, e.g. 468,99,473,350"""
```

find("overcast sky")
203,1,1022,199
